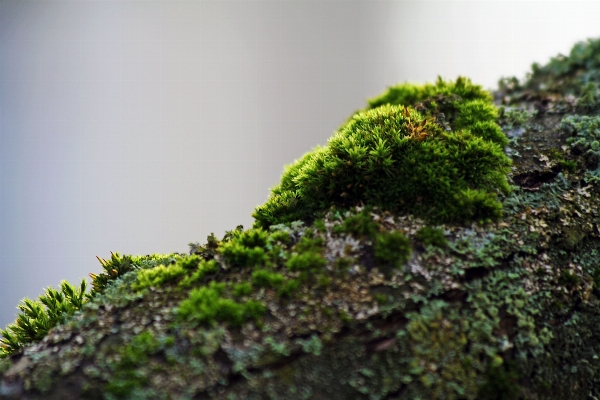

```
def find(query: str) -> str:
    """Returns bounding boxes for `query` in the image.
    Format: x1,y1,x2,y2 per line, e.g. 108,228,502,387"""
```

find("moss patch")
253,77,511,229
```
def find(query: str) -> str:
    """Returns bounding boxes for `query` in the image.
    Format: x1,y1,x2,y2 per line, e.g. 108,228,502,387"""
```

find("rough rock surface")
2,39,600,399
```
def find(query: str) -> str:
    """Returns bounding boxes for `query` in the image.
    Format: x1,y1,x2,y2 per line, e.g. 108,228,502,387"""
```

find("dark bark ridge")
2,38,600,399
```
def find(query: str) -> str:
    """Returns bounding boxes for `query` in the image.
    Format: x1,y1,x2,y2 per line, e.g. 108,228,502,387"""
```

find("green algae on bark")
2,38,600,400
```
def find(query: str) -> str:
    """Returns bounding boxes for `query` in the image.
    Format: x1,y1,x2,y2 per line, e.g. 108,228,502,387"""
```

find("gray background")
1,0,599,329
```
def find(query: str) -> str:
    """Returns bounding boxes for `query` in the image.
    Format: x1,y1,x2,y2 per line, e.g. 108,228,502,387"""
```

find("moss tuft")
333,207,379,238
0,279,88,356
90,252,136,296
177,281,266,327
252,270,286,289
253,77,511,229
178,259,219,288
416,226,448,248
374,230,412,270
131,263,186,291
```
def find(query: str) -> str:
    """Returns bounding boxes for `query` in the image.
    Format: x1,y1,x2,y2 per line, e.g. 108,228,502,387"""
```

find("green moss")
131,263,186,291
253,77,511,229
252,270,285,289
277,279,301,298
415,226,448,248
374,231,412,270
90,252,137,296
232,281,253,297
221,242,267,268
178,259,219,288
560,159,578,172
0,279,88,356
176,281,266,328
333,207,378,238
286,252,327,272
267,229,292,245
313,218,327,233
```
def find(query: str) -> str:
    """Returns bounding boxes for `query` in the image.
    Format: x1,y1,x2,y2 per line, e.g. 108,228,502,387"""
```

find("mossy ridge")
0,252,180,358
254,77,511,229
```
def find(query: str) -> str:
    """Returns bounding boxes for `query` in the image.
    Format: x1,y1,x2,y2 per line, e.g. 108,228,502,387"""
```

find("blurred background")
1,0,599,328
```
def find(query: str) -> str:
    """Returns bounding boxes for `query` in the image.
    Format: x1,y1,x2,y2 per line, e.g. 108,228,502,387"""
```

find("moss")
415,226,448,248
253,77,511,229
332,207,379,238
277,279,301,298
220,236,268,268
176,281,266,328
374,230,412,270
0,279,88,356
89,252,138,296
525,38,600,96
313,218,327,233
286,252,327,272
252,270,285,289
131,263,186,291
178,259,219,288
232,281,253,297
267,229,292,245
5,37,600,399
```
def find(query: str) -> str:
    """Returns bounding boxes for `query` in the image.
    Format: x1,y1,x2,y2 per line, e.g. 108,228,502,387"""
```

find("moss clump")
232,281,253,297
90,251,136,296
0,280,88,356
178,259,219,288
176,281,266,328
252,270,286,289
253,77,511,229
374,230,412,270
131,263,186,291
333,207,379,238
416,226,448,248
219,228,270,268
285,234,327,272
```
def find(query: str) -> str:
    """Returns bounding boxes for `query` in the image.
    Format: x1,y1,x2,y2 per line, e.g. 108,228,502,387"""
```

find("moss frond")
1,279,88,356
